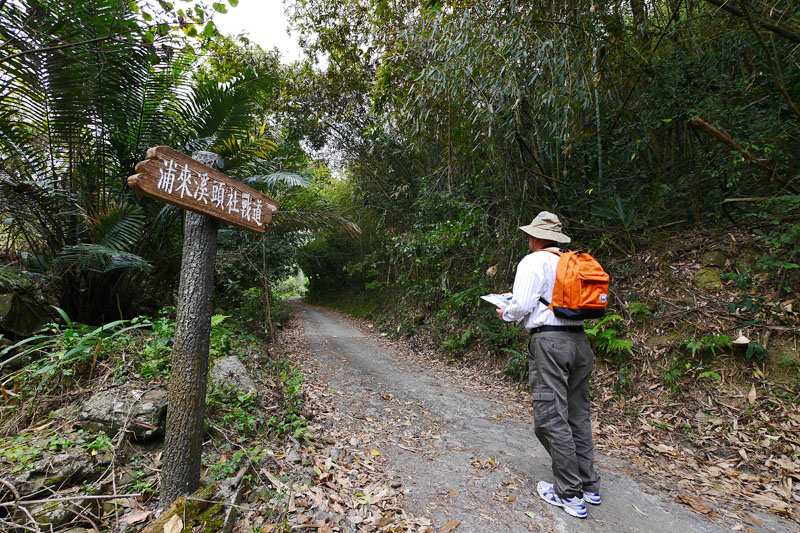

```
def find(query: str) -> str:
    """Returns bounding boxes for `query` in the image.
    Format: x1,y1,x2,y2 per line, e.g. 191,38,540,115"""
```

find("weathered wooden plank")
127,146,278,233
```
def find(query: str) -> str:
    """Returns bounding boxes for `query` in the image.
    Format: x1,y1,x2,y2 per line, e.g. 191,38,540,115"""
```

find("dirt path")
291,302,792,532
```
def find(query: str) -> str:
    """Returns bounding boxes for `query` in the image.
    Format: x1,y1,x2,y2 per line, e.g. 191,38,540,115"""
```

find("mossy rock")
0,292,48,336
29,500,73,527
701,250,727,269
695,268,723,291
734,249,761,273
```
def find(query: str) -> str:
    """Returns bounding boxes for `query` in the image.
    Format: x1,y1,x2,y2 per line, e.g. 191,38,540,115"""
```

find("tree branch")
702,0,800,44
690,117,798,193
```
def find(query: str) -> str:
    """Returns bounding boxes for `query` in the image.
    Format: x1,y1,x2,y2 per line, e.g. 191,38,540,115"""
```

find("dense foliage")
0,0,356,326
1,0,797,355
288,0,799,350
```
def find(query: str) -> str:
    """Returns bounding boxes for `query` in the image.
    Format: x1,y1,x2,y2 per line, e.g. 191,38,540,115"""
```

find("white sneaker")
583,491,601,505
537,481,587,518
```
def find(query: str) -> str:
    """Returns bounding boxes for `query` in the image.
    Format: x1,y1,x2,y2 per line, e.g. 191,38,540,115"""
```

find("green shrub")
265,359,308,439
443,329,472,356
207,385,263,435
274,272,309,298
745,341,768,364
683,335,730,359
584,315,633,363
2,308,150,404
501,348,527,382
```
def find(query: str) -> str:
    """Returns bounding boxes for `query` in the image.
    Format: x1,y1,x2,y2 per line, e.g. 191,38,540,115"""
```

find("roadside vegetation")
291,0,800,523
1,0,798,530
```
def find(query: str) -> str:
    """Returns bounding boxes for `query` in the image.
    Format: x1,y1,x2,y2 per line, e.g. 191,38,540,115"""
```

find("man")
496,211,600,519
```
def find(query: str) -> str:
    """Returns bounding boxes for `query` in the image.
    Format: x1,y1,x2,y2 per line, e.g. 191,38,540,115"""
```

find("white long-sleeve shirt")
501,247,584,330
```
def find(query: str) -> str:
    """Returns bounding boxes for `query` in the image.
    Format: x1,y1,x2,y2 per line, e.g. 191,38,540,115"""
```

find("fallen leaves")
675,494,717,517
470,457,497,473
440,518,460,532
236,318,439,532
119,510,151,525
746,384,757,405
278,285,800,529
162,515,182,533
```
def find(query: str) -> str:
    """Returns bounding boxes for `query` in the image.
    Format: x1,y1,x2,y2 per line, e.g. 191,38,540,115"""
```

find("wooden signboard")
128,146,278,233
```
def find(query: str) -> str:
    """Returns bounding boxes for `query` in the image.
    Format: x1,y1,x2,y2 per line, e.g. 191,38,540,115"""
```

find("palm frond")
0,265,45,289
177,73,264,144
269,189,362,238
92,203,146,252
242,171,312,189
56,244,152,274
0,174,75,259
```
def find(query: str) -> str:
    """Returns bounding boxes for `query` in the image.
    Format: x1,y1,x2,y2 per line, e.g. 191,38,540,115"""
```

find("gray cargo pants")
528,329,600,499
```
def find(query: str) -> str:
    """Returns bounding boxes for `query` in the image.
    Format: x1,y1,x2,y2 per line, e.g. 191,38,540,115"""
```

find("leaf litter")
232,316,440,532
241,231,798,531
268,229,800,529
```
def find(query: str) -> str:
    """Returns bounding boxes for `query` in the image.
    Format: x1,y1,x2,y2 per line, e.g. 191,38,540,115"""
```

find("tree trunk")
160,155,221,509
630,0,646,28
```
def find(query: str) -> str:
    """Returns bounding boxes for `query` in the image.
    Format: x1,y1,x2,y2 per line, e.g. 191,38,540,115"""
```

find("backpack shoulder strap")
537,248,564,257
537,248,567,307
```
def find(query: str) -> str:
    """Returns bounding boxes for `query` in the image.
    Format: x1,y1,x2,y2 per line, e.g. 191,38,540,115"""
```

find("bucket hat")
519,211,571,243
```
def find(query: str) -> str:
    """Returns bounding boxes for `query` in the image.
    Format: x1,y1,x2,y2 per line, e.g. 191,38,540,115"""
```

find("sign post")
128,147,277,509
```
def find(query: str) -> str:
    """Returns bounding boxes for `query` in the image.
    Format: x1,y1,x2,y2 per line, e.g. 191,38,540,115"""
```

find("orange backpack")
539,249,609,319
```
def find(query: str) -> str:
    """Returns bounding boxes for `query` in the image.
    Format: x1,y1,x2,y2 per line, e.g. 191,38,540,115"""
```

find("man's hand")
496,306,506,319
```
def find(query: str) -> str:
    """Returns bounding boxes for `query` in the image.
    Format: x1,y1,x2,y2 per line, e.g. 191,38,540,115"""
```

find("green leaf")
32,364,58,377
211,314,231,327
62,344,91,361
203,21,217,37
228,0,240,6
86,319,128,338
53,306,72,326
0,335,55,357
213,2,228,14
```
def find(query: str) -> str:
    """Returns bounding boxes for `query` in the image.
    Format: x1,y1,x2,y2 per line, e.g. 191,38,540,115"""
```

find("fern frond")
211,314,231,327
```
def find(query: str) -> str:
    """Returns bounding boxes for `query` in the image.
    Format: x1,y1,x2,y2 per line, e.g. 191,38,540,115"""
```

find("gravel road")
294,302,792,533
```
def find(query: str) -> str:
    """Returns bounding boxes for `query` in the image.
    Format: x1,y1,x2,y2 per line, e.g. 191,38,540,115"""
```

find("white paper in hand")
481,292,512,307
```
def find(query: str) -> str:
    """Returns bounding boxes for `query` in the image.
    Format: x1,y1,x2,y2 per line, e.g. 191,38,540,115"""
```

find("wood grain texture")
128,146,278,232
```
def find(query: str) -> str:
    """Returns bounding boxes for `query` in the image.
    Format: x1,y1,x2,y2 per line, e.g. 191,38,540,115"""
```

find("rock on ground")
210,355,258,397
78,387,167,440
